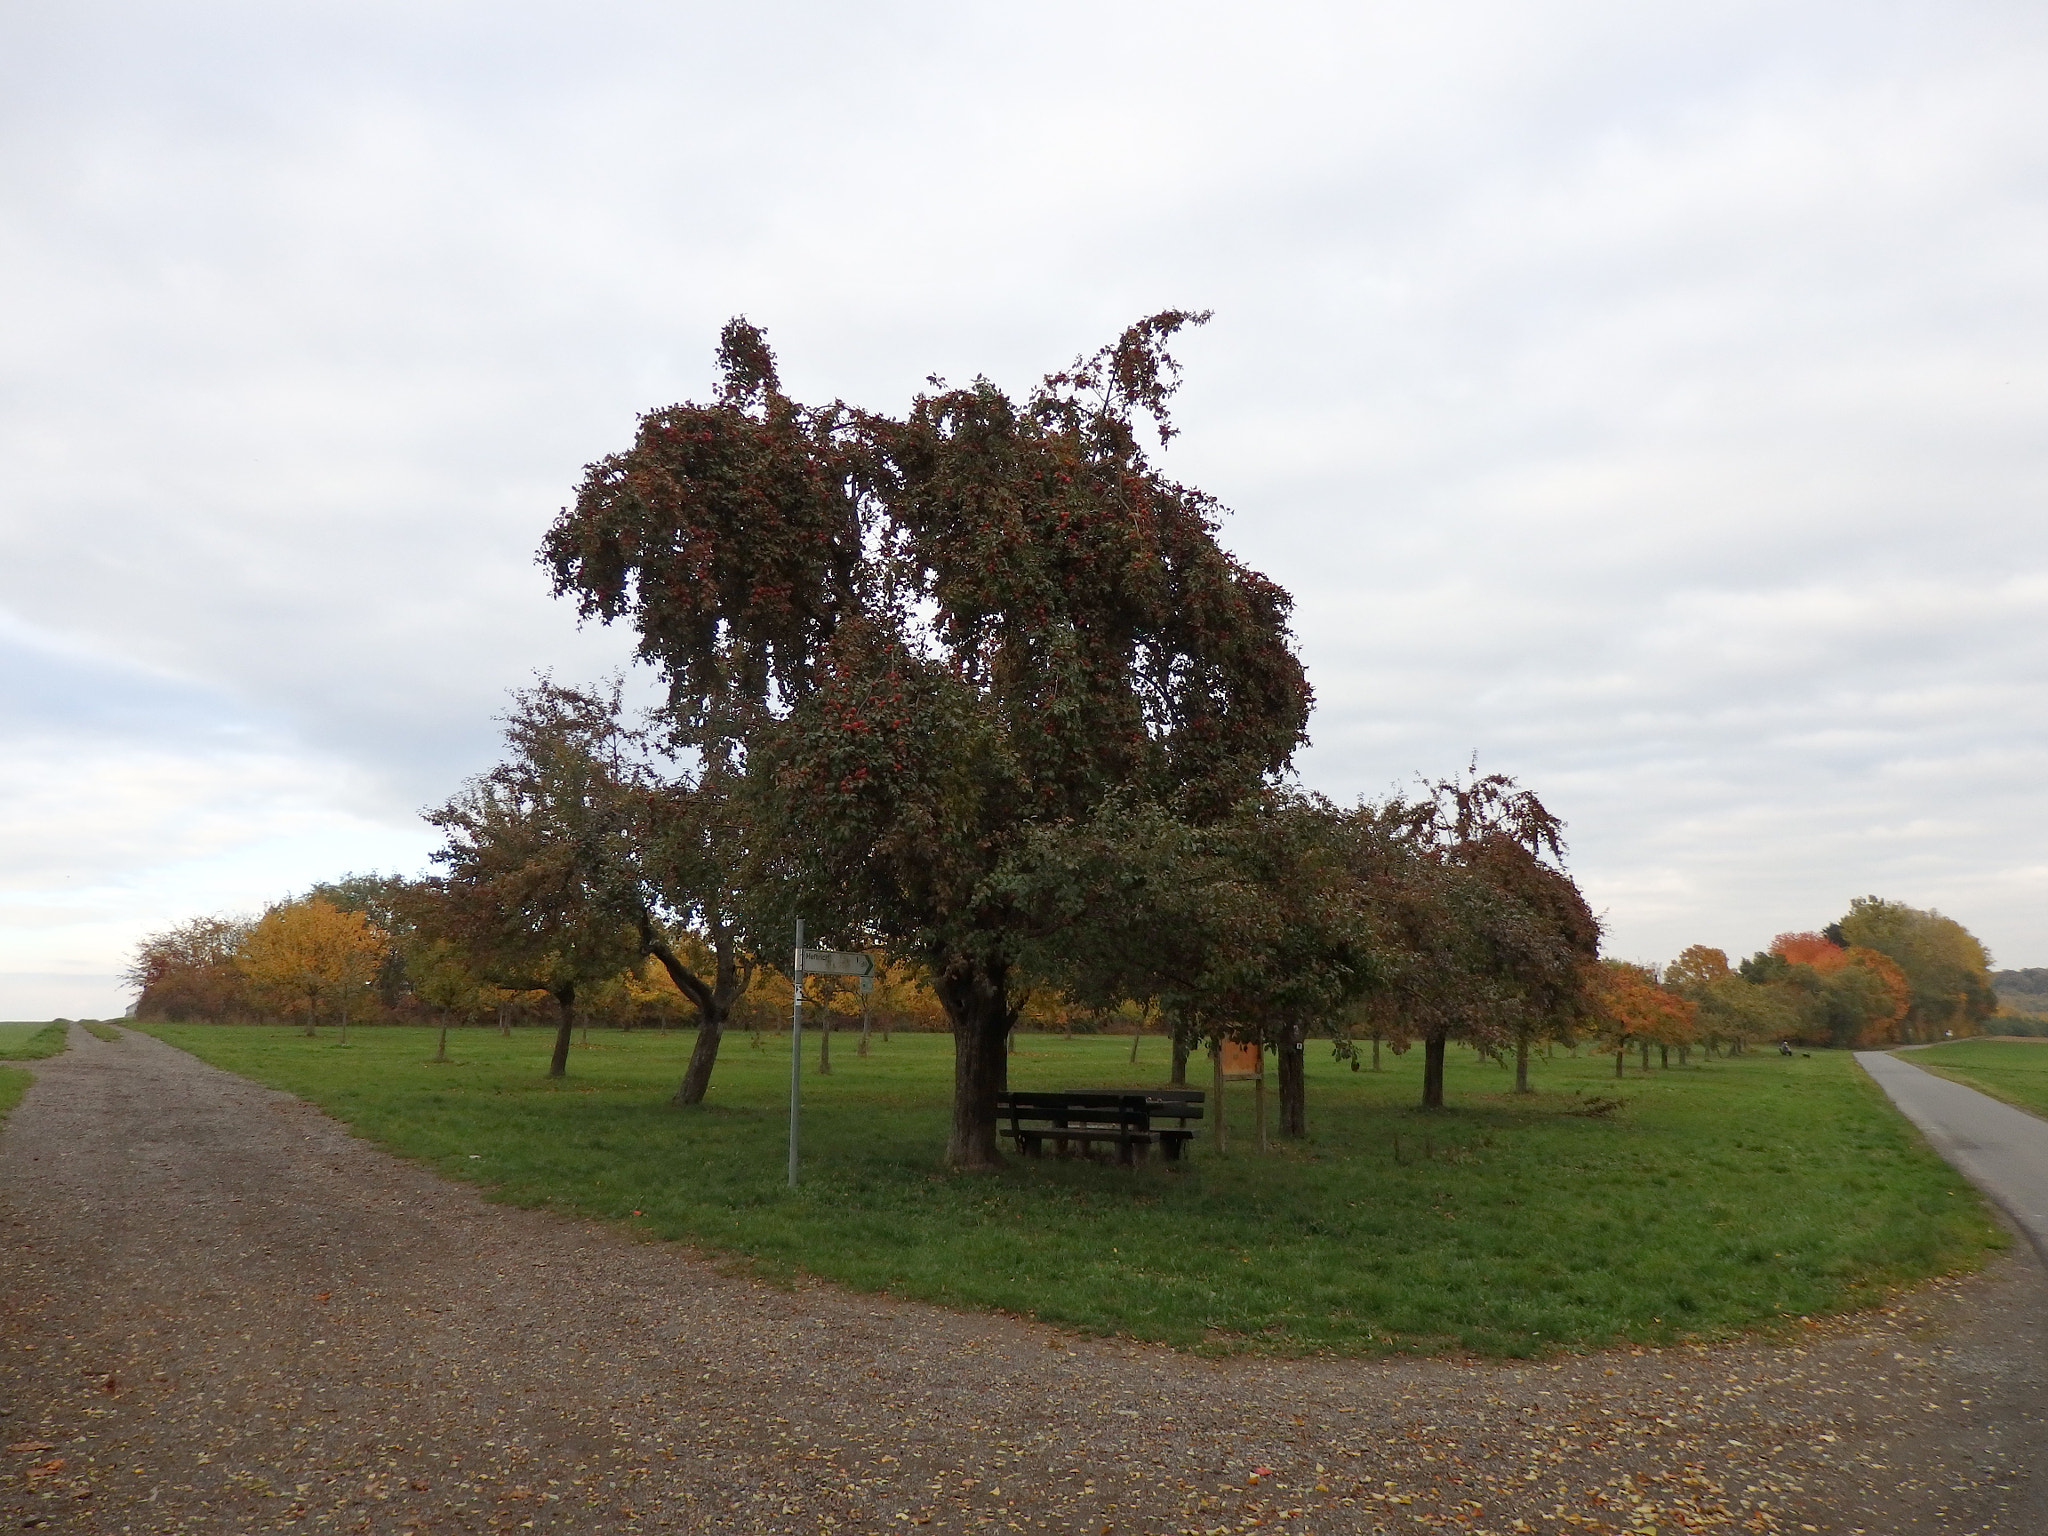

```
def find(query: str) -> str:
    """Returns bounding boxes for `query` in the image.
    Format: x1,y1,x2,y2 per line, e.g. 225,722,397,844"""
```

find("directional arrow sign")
794,948,875,979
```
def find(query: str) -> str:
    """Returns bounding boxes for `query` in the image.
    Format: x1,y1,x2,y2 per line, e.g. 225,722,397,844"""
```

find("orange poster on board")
1220,1040,1262,1077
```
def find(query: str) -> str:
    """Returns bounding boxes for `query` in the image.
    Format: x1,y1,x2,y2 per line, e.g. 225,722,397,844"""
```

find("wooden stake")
1254,1044,1268,1154
1212,1043,1227,1156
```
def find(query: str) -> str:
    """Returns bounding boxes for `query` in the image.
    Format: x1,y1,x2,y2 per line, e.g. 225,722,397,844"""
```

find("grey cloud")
5,0,2048,1017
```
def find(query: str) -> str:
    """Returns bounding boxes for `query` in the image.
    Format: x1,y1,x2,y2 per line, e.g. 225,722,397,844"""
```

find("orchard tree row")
122,878,968,1045
130,315,1619,1164
125,315,1997,1168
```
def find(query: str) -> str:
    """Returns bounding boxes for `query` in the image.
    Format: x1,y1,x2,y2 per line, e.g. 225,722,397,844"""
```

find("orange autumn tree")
1589,961,1697,1077
1844,947,1911,1045
1664,944,1731,994
1766,932,1910,1047
1772,932,1849,973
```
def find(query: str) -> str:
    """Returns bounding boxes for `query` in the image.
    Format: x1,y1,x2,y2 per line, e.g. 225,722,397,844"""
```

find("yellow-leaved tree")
239,897,390,1041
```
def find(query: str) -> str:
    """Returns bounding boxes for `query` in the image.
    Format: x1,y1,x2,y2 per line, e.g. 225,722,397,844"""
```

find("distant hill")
1991,969,2048,1032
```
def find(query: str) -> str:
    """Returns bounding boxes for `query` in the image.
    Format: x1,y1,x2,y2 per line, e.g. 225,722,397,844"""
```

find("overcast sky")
5,0,2046,1019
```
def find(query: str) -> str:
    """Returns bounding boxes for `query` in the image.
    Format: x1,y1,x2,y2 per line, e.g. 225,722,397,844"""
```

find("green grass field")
0,1021,67,1128
142,1023,1996,1358
1905,1038,2048,1119
0,1022,69,1061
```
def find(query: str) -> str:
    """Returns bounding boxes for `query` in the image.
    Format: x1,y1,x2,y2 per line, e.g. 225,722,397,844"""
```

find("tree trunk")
1278,1020,1307,1137
673,1012,726,1104
435,1021,449,1062
1640,1041,1651,1071
1615,1045,1626,1078
1514,1033,1531,1093
648,935,735,1108
1129,1025,1142,1063
549,982,577,1078
1170,1033,1189,1086
938,960,1010,1170
1421,1030,1448,1109
1372,1034,1382,1071
1659,1044,1669,1068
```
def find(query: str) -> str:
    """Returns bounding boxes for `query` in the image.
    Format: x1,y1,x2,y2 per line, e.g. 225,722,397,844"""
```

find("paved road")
4,1027,2046,1533
1857,1051,2048,1267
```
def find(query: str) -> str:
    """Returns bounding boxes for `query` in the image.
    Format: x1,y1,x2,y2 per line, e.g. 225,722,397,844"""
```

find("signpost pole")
788,918,804,1188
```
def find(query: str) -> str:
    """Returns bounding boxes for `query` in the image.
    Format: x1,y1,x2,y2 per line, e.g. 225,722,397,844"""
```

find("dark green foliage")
422,684,647,1076
1836,896,1996,1039
1739,950,1790,984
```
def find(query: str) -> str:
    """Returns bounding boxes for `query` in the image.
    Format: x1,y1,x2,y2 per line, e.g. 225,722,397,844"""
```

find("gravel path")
4,1026,2046,1535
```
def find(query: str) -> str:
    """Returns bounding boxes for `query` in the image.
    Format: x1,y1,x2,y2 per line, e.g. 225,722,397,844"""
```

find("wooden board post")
1215,1039,1265,1155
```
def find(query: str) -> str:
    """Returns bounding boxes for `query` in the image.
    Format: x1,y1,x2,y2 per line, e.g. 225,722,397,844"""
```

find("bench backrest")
994,1090,1204,1127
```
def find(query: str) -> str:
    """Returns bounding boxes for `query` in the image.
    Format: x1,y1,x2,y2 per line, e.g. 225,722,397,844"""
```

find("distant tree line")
1990,968,2048,1033
1645,897,1998,1057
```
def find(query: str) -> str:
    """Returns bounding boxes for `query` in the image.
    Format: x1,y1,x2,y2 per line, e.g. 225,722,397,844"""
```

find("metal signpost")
786,920,877,1188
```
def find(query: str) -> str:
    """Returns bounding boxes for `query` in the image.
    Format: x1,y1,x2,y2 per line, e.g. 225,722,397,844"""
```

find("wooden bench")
995,1090,1205,1165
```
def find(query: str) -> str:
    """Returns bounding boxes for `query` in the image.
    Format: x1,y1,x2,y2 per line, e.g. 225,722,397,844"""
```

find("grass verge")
0,1068,29,1124
1904,1038,2048,1119
83,1022,123,1043
143,1024,1996,1358
0,1022,69,1061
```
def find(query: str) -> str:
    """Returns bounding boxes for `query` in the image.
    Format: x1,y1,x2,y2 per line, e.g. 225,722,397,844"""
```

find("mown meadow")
142,1023,1997,1357
1905,1037,2048,1118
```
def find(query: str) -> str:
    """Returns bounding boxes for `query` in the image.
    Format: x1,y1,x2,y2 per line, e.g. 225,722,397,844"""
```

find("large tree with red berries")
543,313,1311,1168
